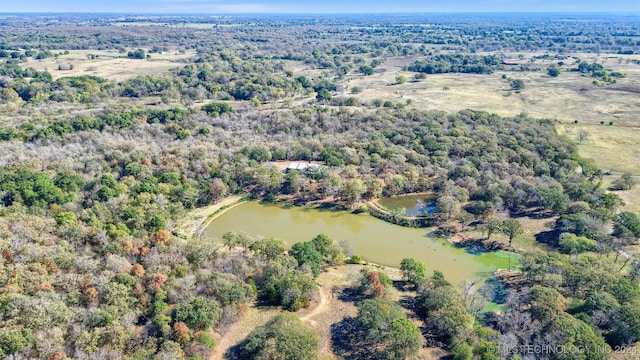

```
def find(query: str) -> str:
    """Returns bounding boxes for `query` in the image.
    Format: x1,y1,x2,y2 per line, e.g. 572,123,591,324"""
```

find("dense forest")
0,13,640,360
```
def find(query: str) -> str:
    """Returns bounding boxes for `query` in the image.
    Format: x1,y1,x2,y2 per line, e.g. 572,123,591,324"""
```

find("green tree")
356,297,424,359
250,238,286,261
277,271,317,311
501,219,523,247
0,329,33,356
201,101,234,117
146,215,166,232
430,301,474,339
387,317,425,359
484,217,503,240
238,312,318,360
547,313,610,359
56,211,78,226
529,285,565,326
174,297,221,331
357,297,405,340
311,233,333,258
359,65,374,75
127,48,145,59
613,211,640,241
558,233,597,253
452,341,473,360
400,258,427,286
510,78,525,90
613,299,640,344
290,242,323,277
547,66,560,77
311,233,343,264
316,88,332,101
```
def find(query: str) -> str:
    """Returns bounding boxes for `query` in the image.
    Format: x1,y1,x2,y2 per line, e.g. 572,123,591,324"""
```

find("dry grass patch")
176,195,244,238
559,124,640,175
601,176,640,214
22,49,196,81
346,53,640,126
210,264,451,360
210,306,280,360
558,122,640,213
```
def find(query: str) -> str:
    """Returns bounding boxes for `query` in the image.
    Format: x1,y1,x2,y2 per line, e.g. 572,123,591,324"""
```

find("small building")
502,59,520,66
287,162,324,171
263,161,327,172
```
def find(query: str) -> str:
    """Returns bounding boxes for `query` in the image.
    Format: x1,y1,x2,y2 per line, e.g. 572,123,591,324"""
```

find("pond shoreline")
366,200,434,228
176,195,245,238
202,200,513,285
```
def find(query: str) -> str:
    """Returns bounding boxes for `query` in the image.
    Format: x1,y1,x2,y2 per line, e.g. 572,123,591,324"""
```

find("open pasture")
22,49,196,81
342,53,640,126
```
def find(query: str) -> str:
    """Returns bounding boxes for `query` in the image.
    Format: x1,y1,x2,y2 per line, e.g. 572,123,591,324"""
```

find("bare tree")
576,129,590,144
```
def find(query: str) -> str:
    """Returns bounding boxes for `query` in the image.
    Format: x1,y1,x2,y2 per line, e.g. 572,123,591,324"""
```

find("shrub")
197,332,217,349
174,297,222,331
0,329,33,355
558,233,597,253
238,312,318,360
201,102,234,117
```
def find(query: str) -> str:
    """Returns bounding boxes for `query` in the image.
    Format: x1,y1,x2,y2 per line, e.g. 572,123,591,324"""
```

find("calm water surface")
377,194,437,216
205,202,510,285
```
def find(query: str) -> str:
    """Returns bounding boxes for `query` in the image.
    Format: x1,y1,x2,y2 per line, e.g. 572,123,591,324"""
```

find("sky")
1,0,639,14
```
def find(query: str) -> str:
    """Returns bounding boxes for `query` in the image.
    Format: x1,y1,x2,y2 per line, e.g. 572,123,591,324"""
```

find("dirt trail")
300,286,332,325
210,266,360,360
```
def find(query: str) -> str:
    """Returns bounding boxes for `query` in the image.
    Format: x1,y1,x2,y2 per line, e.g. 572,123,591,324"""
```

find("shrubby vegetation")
235,312,318,360
0,98,637,357
0,12,638,359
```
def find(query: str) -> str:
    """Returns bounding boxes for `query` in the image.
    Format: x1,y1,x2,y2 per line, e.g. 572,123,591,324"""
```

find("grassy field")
344,53,640,126
560,124,640,175
22,49,196,81
557,124,640,212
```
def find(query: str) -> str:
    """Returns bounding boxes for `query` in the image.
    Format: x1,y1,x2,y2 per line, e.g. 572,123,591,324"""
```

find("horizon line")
1,11,639,15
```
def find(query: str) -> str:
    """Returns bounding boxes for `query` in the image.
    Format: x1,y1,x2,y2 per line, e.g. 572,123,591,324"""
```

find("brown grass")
347,53,640,126
209,265,362,360
557,124,640,213
601,176,640,214
22,49,196,81
341,52,640,216
175,195,244,238
559,124,640,175
210,306,280,360
209,264,450,360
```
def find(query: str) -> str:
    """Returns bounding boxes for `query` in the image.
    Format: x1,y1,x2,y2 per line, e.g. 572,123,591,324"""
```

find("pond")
205,202,512,285
377,194,437,216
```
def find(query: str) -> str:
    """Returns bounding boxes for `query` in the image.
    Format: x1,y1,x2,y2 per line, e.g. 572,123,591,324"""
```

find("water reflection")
377,194,437,216
205,201,509,285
